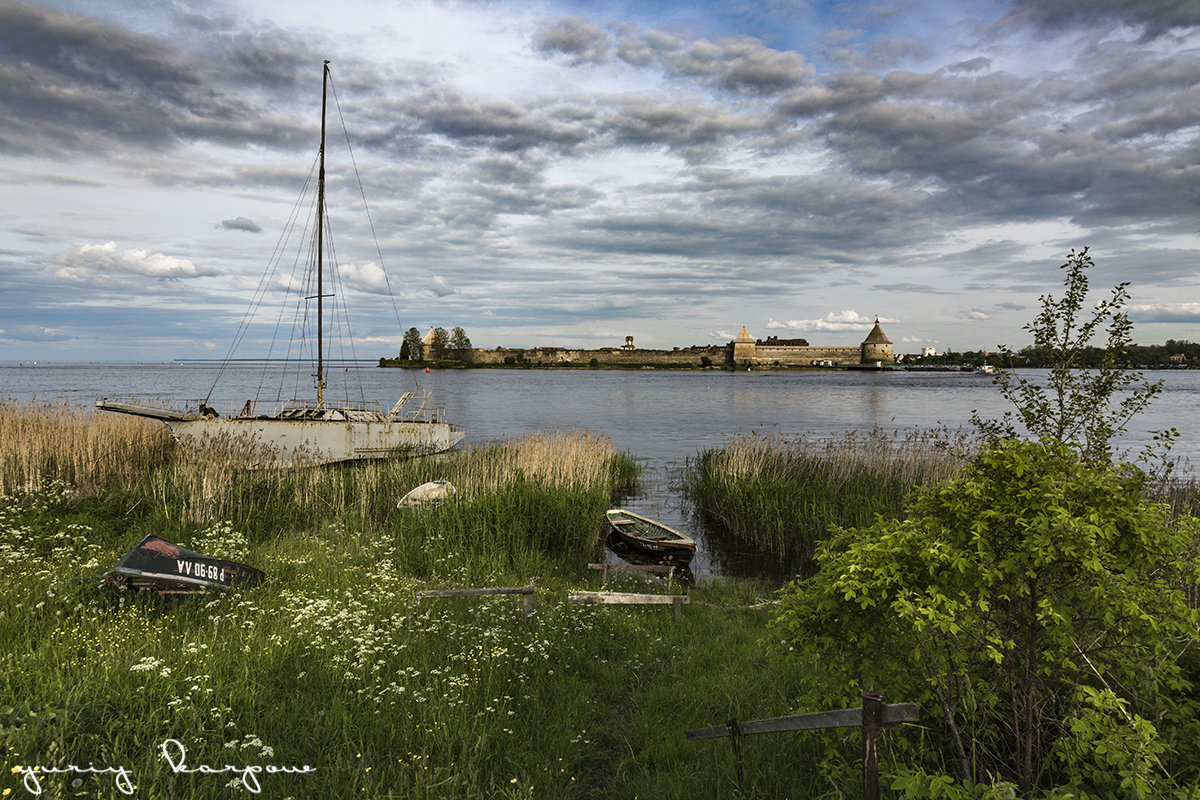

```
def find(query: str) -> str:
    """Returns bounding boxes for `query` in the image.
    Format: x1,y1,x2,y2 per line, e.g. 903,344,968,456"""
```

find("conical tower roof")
862,317,891,345
735,326,755,342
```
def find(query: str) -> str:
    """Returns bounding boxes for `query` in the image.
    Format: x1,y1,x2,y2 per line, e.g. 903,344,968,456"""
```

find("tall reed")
144,429,633,527
0,398,174,496
684,428,973,564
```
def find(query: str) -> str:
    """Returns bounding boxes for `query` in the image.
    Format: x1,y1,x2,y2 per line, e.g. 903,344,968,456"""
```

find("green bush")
775,440,1200,797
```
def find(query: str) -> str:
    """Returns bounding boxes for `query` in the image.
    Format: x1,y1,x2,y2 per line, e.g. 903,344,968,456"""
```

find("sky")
1,0,1198,362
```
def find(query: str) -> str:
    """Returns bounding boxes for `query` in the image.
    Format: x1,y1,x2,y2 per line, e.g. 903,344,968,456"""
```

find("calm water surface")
4,362,1198,579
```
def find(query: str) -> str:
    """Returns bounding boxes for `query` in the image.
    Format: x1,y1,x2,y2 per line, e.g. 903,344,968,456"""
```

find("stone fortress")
443,319,894,368
729,318,894,367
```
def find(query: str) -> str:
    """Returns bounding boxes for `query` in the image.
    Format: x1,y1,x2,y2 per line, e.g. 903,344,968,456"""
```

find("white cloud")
767,310,898,333
1130,302,1200,322
338,262,391,294
428,276,455,297
50,241,216,282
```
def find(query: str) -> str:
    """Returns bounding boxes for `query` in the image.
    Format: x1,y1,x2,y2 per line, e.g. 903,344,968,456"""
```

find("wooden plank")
587,563,674,574
417,586,534,599
685,704,918,741
569,592,688,605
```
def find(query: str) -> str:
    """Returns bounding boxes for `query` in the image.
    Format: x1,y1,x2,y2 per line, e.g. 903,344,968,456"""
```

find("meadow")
0,401,851,800
8,400,1195,798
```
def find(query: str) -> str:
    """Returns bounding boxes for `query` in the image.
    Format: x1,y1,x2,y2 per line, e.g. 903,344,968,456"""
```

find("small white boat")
398,479,456,508
976,364,995,374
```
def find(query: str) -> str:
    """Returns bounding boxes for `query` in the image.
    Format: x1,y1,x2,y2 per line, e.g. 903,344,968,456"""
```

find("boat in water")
104,535,264,595
605,509,697,563
96,62,464,466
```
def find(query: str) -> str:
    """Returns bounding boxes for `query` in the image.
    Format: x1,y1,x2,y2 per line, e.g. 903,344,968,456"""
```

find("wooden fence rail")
686,692,918,800
415,585,536,616
569,591,689,623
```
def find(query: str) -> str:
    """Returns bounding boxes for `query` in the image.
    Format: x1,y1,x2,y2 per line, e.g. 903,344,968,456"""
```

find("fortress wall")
469,347,724,366
746,345,862,365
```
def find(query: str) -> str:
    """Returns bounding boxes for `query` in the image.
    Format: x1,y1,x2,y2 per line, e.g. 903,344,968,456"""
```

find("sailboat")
97,62,465,466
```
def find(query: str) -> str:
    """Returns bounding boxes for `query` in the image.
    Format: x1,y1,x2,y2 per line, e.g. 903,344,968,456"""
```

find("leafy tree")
429,327,449,360
775,440,1200,797
449,327,473,362
402,327,423,361
972,248,1168,465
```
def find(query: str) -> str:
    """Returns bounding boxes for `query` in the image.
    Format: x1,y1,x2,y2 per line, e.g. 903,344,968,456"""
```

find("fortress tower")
731,327,756,365
860,318,894,364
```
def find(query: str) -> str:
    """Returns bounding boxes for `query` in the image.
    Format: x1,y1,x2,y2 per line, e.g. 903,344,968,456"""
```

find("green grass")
0,481,853,799
0,417,879,800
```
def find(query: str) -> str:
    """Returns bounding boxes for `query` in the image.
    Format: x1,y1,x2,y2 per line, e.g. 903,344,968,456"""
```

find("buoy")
425,367,430,373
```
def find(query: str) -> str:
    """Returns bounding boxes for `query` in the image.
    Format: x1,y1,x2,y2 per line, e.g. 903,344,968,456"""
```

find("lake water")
4,362,1198,578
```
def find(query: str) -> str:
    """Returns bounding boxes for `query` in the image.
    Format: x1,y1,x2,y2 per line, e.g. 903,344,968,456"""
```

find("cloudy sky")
1,0,1198,361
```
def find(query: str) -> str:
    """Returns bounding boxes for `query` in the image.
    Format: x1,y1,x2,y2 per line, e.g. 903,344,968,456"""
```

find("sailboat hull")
162,417,465,466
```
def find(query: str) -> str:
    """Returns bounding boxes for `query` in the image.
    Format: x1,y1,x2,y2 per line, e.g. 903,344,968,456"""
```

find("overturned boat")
104,535,265,595
398,479,457,508
96,61,464,466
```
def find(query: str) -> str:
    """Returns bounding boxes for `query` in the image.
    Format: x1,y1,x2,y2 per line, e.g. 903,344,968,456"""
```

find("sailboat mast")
315,60,329,407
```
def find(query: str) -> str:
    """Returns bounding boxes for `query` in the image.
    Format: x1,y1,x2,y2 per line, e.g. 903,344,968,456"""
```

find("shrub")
775,440,1200,797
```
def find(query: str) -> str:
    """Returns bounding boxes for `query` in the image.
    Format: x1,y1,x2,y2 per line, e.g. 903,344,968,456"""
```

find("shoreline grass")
683,429,974,566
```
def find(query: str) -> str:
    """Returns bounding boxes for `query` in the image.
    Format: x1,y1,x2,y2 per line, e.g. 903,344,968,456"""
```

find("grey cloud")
220,217,262,233
0,0,312,158
416,90,592,152
776,70,886,115
613,28,813,94
1005,0,1200,40
534,16,611,64
605,98,761,148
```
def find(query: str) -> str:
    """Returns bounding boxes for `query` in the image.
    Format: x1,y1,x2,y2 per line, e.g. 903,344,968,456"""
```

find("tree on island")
401,327,423,361
449,327,472,362
429,327,449,360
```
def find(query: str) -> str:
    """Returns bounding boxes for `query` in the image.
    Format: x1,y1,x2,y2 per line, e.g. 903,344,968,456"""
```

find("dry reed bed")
0,398,174,496
0,400,627,527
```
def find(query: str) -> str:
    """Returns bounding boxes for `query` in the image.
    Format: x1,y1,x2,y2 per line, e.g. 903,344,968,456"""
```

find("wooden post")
728,717,744,793
686,697,918,798
862,691,885,800
673,595,683,624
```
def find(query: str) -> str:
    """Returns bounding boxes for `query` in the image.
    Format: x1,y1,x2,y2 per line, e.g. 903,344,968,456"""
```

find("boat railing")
277,399,384,414
388,386,451,423
99,396,215,416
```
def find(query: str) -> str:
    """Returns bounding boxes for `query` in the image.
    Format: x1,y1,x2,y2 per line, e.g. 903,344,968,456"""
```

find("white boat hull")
163,417,464,466
95,399,464,467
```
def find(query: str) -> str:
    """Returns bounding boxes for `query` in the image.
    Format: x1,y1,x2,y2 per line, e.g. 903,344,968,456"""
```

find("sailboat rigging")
97,61,465,465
